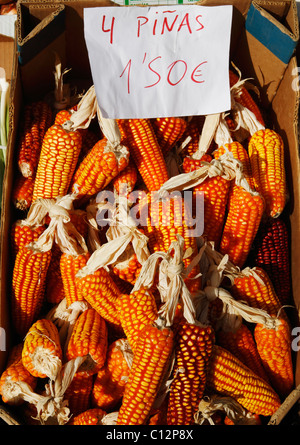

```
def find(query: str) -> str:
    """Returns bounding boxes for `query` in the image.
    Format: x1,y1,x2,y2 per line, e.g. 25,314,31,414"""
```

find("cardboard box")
0,0,299,424
0,14,17,82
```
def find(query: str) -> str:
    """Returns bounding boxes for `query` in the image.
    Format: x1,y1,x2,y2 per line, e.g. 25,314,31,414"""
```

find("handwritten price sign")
84,5,232,118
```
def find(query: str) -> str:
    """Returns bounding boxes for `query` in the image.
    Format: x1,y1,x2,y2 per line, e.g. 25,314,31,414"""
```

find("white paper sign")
84,5,232,119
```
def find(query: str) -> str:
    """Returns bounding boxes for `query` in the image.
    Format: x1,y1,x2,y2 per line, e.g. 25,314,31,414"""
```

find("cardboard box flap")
16,3,65,66
234,0,299,106
246,2,298,65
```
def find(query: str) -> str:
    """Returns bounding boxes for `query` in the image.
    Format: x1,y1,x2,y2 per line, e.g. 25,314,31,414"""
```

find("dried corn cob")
117,118,169,191
248,129,286,218
11,245,52,337
45,244,65,305
0,344,37,405
69,136,129,202
213,141,255,192
68,408,107,425
151,116,187,157
112,160,138,196
141,191,202,293
117,319,174,425
167,321,215,425
206,345,281,416
75,267,123,335
64,372,94,417
12,174,35,211
69,209,89,239
66,308,108,376
254,218,291,305
230,267,282,317
17,101,53,178
92,338,133,411
54,107,101,159
87,195,150,286
60,251,91,307
112,250,142,285
116,289,158,354
195,394,261,425
254,314,294,398
177,117,206,159
229,69,265,127
182,153,212,173
22,318,63,380
216,321,269,383
54,109,73,125
219,186,264,268
182,153,231,248
32,123,82,201
10,220,45,257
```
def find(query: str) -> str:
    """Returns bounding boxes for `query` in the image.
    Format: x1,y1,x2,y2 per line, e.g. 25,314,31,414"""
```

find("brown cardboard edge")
0,32,21,373
0,36,14,83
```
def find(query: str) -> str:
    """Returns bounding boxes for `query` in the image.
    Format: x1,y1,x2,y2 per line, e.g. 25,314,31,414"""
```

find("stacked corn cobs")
0,67,295,426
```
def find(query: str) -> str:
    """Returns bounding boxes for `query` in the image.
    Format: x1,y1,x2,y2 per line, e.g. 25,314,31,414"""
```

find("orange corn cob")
219,186,264,268
60,251,91,307
254,314,294,398
206,345,281,416
213,141,256,191
216,322,269,383
45,244,65,305
22,318,62,380
64,372,94,417
17,101,53,178
182,153,212,173
116,289,158,354
0,345,37,405
196,174,231,249
92,338,132,411
254,218,291,305
117,320,174,425
54,108,101,159
11,246,52,337
68,408,107,425
10,220,45,257
66,308,108,376
69,137,129,203
12,175,35,211
142,192,202,293
112,160,138,196
182,156,231,248
248,129,286,218
32,123,82,201
54,109,73,125
112,250,142,285
177,118,202,159
229,70,265,126
151,117,188,157
167,321,215,425
117,118,169,191
230,267,282,316
69,209,89,239
75,268,123,335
